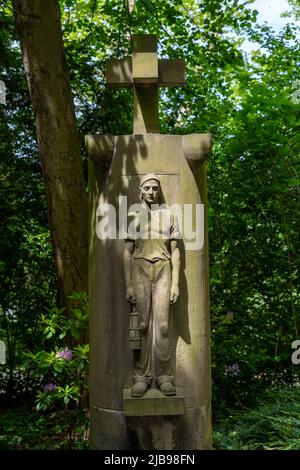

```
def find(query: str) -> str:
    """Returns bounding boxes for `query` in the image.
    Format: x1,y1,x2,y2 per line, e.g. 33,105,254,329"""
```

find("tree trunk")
12,0,88,312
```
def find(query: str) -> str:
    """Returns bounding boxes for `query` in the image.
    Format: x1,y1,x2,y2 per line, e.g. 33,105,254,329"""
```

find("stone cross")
106,35,184,134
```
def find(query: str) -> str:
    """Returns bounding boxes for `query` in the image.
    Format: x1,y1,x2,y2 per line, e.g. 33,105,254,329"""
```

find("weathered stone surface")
132,53,158,83
123,388,184,416
85,134,114,168
106,58,185,87
134,85,159,134
127,405,212,450
128,416,181,450
106,36,184,89
106,34,184,135
88,33,212,451
182,134,212,170
90,405,137,450
88,133,211,448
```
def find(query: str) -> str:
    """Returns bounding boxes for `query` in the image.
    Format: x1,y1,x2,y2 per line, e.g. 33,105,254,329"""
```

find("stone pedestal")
123,388,184,416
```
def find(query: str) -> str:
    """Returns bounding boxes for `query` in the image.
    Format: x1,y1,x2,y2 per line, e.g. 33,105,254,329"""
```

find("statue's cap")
140,174,160,188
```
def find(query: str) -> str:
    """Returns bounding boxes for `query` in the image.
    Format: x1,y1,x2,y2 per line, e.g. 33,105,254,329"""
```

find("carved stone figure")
123,174,181,397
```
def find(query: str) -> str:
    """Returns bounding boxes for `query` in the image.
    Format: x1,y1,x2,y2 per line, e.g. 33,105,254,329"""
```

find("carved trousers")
132,258,173,384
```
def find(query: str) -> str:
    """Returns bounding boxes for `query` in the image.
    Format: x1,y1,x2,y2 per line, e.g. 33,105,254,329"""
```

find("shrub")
213,386,300,450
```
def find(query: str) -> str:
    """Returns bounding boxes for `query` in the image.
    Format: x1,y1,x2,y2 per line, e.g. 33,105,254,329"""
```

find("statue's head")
139,173,161,206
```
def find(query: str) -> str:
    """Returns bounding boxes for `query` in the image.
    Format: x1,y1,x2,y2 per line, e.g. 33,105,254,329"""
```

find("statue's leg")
132,259,153,392
152,260,174,394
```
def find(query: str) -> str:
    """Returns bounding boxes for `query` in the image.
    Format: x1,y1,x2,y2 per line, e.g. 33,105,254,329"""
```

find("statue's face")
140,179,160,205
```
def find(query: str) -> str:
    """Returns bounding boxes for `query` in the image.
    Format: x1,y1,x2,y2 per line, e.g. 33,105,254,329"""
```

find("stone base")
123,388,184,416
90,405,137,449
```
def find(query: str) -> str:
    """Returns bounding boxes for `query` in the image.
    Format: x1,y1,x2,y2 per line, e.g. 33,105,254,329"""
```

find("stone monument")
86,34,212,450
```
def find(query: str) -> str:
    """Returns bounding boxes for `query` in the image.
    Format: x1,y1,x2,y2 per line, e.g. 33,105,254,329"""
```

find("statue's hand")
126,286,136,304
170,284,179,304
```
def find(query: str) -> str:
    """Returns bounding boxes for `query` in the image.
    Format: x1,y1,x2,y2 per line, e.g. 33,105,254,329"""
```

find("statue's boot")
159,381,176,396
156,376,176,396
131,381,148,397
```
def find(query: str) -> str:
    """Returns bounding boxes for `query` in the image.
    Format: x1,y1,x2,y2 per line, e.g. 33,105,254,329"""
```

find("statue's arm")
170,240,180,304
124,240,136,303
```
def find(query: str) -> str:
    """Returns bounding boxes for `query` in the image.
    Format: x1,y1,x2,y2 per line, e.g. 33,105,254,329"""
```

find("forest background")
0,0,299,450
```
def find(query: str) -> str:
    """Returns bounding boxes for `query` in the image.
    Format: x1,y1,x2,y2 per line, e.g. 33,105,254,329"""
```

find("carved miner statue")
123,174,181,398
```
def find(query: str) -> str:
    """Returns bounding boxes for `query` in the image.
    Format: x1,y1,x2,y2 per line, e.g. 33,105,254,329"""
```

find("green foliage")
2,292,91,449
213,386,300,450
0,2,57,398
41,291,89,343
0,406,89,449
209,23,300,410
0,0,299,444
55,0,299,413
24,292,89,412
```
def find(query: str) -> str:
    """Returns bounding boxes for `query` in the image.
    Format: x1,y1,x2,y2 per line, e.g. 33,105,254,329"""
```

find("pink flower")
56,348,73,360
225,364,240,377
44,383,56,392
227,310,234,321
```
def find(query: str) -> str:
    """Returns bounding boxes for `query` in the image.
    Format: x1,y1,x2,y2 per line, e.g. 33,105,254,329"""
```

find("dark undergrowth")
213,386,300,450
0,403,89,450
1,386,300,450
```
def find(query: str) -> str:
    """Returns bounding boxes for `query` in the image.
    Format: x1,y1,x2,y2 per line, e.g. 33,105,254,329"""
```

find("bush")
21,291,89,448
213,386,300,450
0,406,89,450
